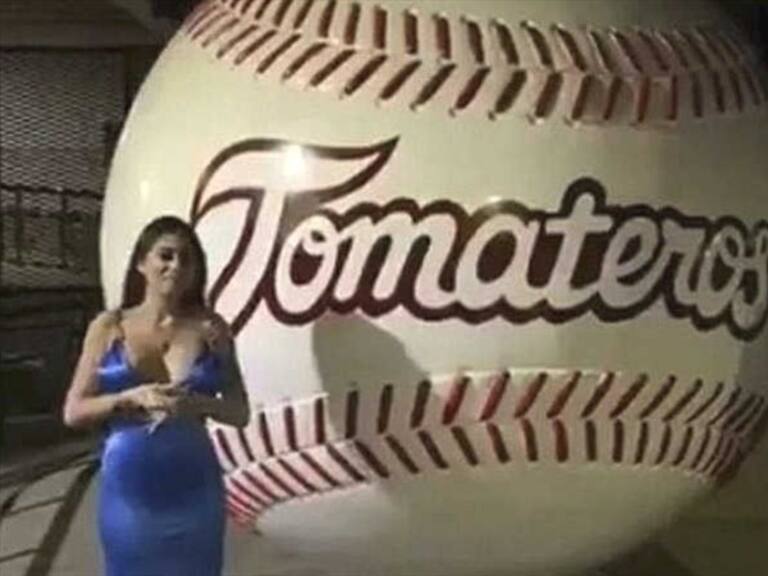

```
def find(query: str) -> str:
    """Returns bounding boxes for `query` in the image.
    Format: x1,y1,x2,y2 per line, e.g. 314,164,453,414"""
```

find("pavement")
1,432,766,576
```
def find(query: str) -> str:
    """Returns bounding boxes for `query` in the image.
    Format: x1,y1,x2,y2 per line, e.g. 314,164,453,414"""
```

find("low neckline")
112,337,212,384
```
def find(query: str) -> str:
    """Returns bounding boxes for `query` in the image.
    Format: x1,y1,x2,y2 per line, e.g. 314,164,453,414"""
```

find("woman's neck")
137,293,184,326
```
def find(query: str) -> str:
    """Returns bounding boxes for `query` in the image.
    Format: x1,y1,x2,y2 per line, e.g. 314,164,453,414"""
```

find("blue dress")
97,333,226,576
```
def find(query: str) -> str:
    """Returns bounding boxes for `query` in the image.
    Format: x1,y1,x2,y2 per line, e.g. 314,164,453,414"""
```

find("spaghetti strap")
112,308,126,343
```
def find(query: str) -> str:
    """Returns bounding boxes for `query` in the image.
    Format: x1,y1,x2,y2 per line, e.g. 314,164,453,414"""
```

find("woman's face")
137,233,197,301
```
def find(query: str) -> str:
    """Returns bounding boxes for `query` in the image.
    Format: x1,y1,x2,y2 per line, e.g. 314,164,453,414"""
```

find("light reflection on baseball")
102,1,768,574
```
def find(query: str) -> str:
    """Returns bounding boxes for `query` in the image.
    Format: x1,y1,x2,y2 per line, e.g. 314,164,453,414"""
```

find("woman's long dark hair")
120,215,208,311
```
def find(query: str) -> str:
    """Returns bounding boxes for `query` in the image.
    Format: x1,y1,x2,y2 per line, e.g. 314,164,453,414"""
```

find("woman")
63,215,250,576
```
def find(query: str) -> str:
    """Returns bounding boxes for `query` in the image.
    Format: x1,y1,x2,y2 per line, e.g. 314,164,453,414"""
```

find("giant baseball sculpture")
101,1,768,574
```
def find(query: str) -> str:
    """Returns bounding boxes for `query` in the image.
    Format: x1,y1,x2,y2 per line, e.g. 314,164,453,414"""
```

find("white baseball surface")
101,1,768,574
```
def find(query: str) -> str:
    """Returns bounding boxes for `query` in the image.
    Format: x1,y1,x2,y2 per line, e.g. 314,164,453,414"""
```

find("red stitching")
213,371,763,524
257,411,275,456
554,419,569,462
228,485,264,514
708,388,742,426
203,17,240,48
521,419,538,462
435,15,451,60
418,430,448,469
404,10,418,55
308,48,356,87
486,423,510,463
522,22,554,68
493,70,527,117
345,388,359,439
634,421,649,464
667,74,679,121
690,426,711,470
241,468,280,502
638,375,675,419
314,397,326,444
385,435,420,474
479,371,509,421
711,438,738,479
186,2,219,34
465,19,485,64
613,30,644,73
254,0,275,21
635,77,651,124
193,10,228,41
316,0,334,38
326,444,366,481
451,426,479,466
281,41,327,79
233,29,278,65
514,372,547,418
343,55,388,96
493,21,518,66
411,64,456,110
239,0,258,16
609,373,648,418
256,33,301,73
533,72,563,120
637,29,670,73
663,378,703,422
215,428,238,468
581,372,615,418
186,1,767,126
373,5,387,51
410,380,431,428
236,427,256,461
273,0,294,26
700,432,725,474
734,398,766,436
452,67,490,113
546,371,580,418
602,77,624,121
442,375,470,425
685,381,724,424
344,2,361,45
355,440,389,478
672,426,694,466
292,0,314,29
554,25,586,71
229,476,271,508
378,61,421,101
723,395,759,431
654,424,672,465
612,420,624,463
260,462,298,497
277,457,319,492
283,405,297,451
216,22,258,57
299,452,342,487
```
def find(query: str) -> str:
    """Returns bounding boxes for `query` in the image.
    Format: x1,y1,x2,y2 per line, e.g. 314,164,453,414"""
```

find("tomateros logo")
191,137,768,341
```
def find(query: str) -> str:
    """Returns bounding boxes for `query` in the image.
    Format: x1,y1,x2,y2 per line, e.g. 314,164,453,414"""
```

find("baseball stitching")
182,0,768,126
210,369,767,524
173,0,768,525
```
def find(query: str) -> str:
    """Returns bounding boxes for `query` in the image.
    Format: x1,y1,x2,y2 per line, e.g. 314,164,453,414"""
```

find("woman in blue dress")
63,215,250,576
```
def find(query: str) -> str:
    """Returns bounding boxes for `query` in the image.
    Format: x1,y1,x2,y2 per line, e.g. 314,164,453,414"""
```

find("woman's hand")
116,382,180,415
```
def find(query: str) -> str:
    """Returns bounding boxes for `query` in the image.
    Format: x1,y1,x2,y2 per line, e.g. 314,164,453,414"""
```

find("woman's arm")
62,312,129,429
182,313,251,428
62,312,178,429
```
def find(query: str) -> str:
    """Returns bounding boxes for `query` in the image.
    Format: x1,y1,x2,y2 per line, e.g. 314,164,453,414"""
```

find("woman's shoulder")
84,309,123,348
90,308,123,330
